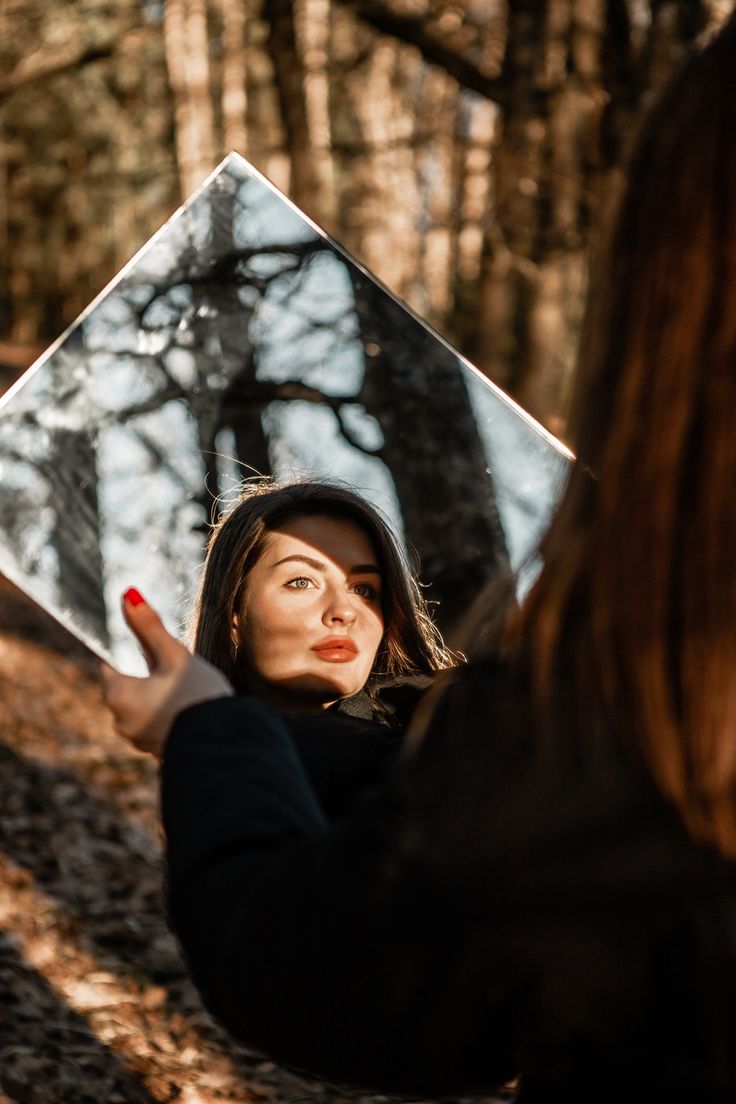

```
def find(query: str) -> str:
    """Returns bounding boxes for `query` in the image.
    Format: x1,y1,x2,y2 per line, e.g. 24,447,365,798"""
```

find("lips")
311,637,359,663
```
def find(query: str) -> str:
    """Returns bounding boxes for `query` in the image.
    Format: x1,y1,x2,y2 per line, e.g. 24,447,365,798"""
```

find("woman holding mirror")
104,17,736,1100
119,479,453,818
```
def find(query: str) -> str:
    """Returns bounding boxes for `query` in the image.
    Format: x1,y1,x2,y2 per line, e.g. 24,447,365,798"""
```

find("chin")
309,677,363,702
272,671,366,706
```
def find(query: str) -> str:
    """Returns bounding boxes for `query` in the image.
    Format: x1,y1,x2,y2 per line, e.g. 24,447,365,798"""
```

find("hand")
101,588,234,758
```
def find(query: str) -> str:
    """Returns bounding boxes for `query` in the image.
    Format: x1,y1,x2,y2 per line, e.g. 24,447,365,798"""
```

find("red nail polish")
123,587,146,607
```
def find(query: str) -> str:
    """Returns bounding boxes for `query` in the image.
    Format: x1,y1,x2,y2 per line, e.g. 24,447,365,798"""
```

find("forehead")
262,513,379,568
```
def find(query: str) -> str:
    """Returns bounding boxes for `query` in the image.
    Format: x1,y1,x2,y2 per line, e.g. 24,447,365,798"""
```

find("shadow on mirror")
0,154,570,674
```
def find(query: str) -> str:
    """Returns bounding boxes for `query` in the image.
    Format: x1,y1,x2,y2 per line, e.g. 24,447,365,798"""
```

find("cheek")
241,595,295,668
247,595,284,640
242,590,322,679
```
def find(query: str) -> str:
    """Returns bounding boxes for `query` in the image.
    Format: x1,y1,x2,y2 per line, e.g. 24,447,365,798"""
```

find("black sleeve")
160,688,516,1094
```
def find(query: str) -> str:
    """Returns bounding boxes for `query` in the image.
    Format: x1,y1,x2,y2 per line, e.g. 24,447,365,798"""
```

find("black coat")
282,706,401,821
279,677,429,820
160,662,736,1101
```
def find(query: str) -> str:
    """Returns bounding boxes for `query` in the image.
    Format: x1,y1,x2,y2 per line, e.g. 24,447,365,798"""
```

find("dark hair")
192,478,454,696
486,17,736,856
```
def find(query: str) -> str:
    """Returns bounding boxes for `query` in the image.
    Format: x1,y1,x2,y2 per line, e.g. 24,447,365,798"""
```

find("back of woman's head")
506,16,736,855
192,478,451,693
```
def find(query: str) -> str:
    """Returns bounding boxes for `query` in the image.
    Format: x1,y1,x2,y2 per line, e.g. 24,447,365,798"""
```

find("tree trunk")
351,270,511,633
48,429,109,648
197,176,271,514
164,0,216,198
219,0,248,155
263,0,322,218
295,0,337,223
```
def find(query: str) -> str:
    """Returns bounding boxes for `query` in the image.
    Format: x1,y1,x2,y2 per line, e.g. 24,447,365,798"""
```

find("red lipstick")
311,636,359,663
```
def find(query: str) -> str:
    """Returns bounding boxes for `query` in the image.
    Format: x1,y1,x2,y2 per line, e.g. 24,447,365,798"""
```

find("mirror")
0,154,570,674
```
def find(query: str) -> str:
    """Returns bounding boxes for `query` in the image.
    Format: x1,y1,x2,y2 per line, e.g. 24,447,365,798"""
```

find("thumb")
121,588,183,673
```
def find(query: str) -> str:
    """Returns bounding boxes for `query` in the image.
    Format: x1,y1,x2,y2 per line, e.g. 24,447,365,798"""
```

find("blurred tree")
164,0,217,196
0,0,733,433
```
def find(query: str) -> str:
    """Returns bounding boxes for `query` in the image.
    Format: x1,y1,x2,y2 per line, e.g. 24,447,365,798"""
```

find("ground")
0,579,514,1104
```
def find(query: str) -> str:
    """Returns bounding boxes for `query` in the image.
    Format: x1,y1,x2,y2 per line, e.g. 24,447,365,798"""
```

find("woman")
104,19,736,1101
188,479,453,817
191,478,449,716
116,478,452,818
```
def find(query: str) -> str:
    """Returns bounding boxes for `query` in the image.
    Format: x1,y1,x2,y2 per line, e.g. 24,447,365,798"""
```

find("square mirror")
0,153,570,674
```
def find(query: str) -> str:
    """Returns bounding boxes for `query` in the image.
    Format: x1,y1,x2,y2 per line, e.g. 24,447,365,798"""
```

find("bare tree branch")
0,27,149,99
224,378,386,459
333,0,516,103
105,383,188,427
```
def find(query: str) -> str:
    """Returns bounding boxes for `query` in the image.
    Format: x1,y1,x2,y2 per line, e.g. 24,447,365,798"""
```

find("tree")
1,0,733,434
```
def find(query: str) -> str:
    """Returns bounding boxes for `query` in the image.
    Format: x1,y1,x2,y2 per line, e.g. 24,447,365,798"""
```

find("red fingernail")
123,587,146,607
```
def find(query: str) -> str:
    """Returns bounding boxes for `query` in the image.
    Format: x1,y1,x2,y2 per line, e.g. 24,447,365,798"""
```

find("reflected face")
238,514,385,710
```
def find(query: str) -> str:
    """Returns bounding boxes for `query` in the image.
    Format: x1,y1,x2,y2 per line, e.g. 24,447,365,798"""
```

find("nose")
322,586,357,626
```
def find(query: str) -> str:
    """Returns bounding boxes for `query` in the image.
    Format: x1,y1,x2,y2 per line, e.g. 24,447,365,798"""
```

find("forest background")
2,5,736,1103
3,0,735,440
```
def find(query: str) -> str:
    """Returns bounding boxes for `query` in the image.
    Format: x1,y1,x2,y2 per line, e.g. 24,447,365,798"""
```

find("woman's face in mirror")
238,513,385,710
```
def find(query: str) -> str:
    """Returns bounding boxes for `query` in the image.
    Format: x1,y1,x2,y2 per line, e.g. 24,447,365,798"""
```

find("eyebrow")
272,554,382,575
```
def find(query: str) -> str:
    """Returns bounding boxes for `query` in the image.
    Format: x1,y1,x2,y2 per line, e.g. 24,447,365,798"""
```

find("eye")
351,581,379,600
285,576,315,590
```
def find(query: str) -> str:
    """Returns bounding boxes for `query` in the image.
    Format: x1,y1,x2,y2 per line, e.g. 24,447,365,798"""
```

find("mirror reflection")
0,154,569,674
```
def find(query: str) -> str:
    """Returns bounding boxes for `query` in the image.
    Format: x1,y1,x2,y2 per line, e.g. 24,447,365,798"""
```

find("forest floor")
0,579,514,1104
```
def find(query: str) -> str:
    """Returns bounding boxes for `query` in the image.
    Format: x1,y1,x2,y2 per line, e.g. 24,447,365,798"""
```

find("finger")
121,593,156,672
121,588,183,673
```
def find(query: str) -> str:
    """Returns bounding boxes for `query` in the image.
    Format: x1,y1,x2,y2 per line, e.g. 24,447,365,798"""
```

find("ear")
231,613,241,648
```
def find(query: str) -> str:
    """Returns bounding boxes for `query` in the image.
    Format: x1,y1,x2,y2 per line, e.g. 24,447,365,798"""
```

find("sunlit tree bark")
263,0,322,218
295,0,337,223
164,0,216,197
219,0,249,156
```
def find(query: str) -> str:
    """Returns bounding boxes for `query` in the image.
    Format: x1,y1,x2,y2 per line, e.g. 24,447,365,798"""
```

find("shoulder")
335,677,435,731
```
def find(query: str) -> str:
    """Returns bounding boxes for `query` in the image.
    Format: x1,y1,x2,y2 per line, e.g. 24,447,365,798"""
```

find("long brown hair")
192,478,453,696
499,17,736,855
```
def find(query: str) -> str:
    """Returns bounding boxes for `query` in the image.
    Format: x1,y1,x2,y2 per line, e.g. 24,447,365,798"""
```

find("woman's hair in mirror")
481,14,736,856
191,476,456,697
